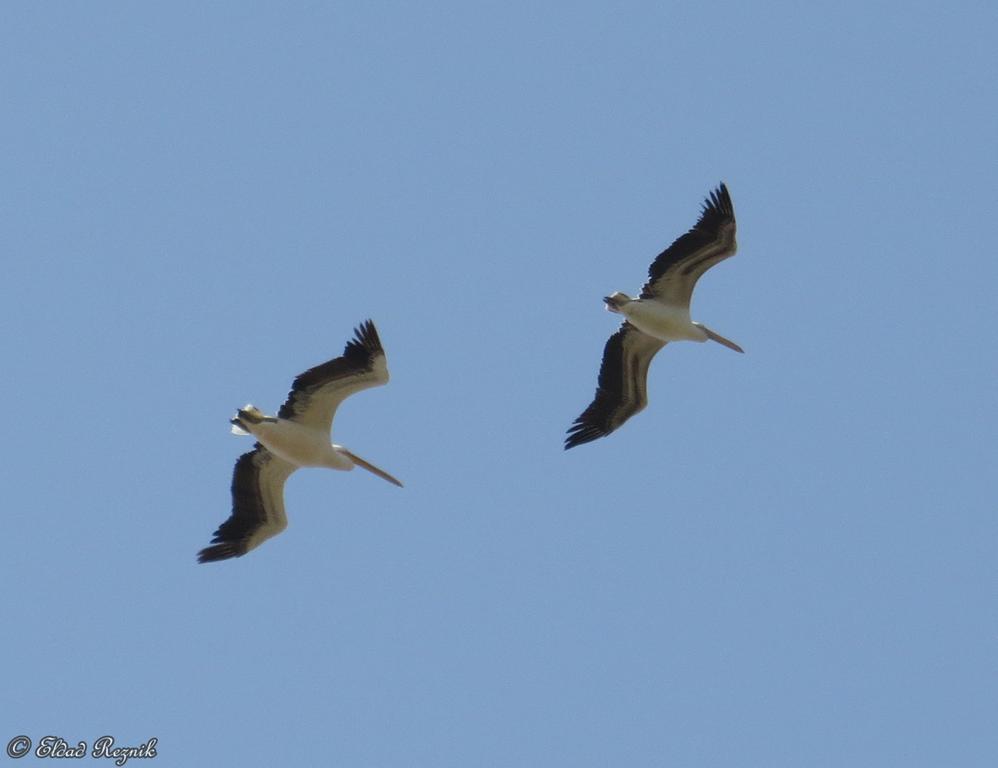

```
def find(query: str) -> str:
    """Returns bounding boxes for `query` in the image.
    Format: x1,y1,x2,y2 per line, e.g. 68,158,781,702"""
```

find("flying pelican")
565,183,742,449
198,320,402,563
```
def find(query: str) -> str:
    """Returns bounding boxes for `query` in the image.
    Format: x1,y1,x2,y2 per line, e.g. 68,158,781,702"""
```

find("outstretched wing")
198,446,295,563
277,320,389,435
565,323,666,449
640,183,737,307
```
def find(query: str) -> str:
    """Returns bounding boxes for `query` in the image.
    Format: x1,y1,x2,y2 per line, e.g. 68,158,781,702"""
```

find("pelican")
198,320,402,563
565,183,742,449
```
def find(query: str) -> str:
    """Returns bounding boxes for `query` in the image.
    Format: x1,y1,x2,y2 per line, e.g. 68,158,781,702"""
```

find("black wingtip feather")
700,182,733,221
564,420,612,450
197,543,245,563
344,319,383,361
564,386,623,449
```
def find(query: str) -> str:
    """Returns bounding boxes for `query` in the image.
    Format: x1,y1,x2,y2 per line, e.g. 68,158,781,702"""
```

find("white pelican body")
566,183,743,449
235,416,354,471
604,290,744,351
609,294,707,343
198,320,401,563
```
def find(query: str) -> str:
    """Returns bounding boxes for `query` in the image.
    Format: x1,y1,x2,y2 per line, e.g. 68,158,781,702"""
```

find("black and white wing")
565,323,666,449
640,183,737,307
277,320,389,434
197,446,295,563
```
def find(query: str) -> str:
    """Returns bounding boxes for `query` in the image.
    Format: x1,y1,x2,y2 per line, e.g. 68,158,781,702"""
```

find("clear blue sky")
3,2,996,766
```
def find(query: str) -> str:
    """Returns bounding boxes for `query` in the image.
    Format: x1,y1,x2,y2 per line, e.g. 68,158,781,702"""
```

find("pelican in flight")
198,320,402,563
565,183,742,449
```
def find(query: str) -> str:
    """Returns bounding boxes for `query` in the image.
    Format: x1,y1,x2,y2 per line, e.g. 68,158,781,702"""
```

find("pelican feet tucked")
230,405,275,435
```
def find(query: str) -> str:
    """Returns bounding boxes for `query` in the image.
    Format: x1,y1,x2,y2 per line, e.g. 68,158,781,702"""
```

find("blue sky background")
3,2,996,766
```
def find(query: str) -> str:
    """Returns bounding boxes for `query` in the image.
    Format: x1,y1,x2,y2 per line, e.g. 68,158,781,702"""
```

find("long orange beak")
702,326,744,353
342,449,404,487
